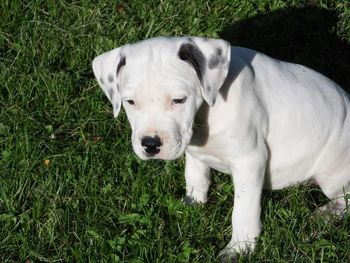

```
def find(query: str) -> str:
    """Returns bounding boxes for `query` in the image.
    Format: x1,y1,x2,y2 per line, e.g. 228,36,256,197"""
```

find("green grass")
1,0,350,262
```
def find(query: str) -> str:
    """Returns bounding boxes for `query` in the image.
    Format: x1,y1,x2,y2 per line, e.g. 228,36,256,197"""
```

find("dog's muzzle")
141,135,162,156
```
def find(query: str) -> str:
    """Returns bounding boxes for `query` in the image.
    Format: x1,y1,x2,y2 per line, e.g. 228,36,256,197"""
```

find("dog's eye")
172,97,187,104
126,99,135,105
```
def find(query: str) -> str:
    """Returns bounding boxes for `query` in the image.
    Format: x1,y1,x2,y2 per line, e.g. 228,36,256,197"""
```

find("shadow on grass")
219,6,350,92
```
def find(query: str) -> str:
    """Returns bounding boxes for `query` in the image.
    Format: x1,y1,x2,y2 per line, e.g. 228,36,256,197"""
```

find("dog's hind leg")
319,197,349,216
314,167,350,217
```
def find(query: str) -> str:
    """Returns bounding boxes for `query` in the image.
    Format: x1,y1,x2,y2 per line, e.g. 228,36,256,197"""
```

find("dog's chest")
186,143,232,174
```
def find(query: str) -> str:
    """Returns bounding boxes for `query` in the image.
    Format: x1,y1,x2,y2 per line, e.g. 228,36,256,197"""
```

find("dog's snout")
141,135,162,155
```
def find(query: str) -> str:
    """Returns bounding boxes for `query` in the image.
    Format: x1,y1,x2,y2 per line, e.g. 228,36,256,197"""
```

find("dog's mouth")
143,148,161,159
139,143,184,160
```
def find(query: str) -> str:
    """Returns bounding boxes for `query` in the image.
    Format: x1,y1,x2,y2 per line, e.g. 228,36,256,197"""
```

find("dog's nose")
141,135,162,155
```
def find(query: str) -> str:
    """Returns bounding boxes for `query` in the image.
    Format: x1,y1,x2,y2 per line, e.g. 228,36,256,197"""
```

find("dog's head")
92,36,230,160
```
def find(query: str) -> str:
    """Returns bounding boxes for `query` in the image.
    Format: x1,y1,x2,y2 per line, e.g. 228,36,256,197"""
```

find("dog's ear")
178,37,231,106
92,46,128,117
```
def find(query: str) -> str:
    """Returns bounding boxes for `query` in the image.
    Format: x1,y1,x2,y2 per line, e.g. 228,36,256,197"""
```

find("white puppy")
92,36,350,260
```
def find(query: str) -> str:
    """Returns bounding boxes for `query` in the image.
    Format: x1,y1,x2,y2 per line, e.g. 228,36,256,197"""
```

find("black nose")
141,135,162,155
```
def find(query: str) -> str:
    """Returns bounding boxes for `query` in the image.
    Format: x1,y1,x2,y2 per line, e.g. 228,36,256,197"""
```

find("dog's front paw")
218,248,238,263
184,188,208,205
218,240,256,262
183,195,197,205
182,194,206,205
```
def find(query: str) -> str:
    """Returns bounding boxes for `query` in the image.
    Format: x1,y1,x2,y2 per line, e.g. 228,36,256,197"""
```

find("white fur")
93,36,350,259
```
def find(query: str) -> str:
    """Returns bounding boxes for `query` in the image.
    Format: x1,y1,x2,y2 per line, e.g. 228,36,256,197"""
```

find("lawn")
1,0,350,262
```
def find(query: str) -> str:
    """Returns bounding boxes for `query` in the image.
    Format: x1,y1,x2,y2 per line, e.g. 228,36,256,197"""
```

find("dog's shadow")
219,6,350,90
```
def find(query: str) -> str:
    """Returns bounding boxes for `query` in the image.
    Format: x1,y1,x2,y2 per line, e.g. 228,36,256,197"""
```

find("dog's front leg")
219,148,267,261
184,152,211,204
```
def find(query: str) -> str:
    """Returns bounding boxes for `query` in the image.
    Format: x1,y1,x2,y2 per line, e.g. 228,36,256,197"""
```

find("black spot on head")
178,43,206,84
208,55,220,69
108,74,114,83
99,77,104,85
216,48,222,56
116,56,126,76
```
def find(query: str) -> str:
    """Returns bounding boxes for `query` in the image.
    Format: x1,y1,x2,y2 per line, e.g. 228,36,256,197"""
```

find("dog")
92,36,350,260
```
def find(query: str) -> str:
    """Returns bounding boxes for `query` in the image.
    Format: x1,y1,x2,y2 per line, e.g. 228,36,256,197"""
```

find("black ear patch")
108,88,114,100
178,43,206,84
208,48,224,69
208,55,220,69
116,56,126,76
